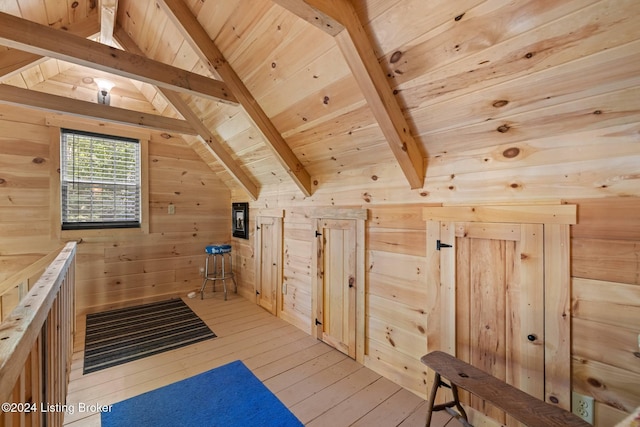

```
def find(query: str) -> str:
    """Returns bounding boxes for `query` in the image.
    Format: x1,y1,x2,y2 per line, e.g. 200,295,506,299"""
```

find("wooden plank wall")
0,104,231,315
0,107,61,282
569,198,640,426
233,191,640,426
232,203,434,396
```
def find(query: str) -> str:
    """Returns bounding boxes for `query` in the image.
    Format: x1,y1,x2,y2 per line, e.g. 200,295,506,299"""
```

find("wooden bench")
421,351,591,427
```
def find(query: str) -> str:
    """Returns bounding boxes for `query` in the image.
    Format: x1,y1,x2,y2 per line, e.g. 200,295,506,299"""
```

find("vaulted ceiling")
1,0,639,202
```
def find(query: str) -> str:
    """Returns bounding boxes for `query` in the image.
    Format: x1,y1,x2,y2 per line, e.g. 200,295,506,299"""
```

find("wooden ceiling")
0,0,638,201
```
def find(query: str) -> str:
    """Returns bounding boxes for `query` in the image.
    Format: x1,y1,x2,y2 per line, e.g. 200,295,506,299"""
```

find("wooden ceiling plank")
114,27,259,200
0,15,100,79
163,91,259,200
0,11,237,104
99,0,118,46
157,0,313,197
274,0,425,189
0,83,196,135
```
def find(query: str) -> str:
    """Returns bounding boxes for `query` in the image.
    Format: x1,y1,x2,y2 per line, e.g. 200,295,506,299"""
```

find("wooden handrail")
0,245,64,298
0,242,76,411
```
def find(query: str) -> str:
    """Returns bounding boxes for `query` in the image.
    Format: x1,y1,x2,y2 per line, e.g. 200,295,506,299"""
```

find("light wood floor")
63,293,455,426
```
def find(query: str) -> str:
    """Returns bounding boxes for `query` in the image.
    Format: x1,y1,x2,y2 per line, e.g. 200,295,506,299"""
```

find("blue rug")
102,360,303,427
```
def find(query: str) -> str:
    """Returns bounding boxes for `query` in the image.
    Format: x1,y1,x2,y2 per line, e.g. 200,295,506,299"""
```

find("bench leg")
450,383,469,424
425,373,441,426
425,373,472,427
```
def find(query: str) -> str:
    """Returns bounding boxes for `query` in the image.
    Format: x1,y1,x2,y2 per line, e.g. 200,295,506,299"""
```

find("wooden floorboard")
63,293,454,426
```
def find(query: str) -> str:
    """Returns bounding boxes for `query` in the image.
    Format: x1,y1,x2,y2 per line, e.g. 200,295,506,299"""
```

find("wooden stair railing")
0,242,77,427
0,246,65,321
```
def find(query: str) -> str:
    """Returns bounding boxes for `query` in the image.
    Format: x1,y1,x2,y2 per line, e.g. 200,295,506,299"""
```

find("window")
60,128,141,230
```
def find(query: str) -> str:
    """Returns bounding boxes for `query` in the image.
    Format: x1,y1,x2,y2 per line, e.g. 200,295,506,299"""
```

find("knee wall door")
255,214,283,316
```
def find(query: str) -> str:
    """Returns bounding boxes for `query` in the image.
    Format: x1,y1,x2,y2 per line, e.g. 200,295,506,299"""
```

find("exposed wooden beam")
0,15,101,79
157,0,313,197
0,11,237,105
270,0,344,36
0,84,197,135
99,0,118,46
273,0,425,189
114,27,259,200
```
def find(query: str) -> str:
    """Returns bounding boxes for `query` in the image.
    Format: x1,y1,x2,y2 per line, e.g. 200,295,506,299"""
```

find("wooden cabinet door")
451,222,544,425
424,205,575,420
255,215,282,315
315,218,357,358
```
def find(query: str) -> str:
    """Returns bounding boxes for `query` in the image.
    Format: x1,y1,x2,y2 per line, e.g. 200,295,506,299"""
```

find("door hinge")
315,230,322,237
315,318,322,326
436,240,453,250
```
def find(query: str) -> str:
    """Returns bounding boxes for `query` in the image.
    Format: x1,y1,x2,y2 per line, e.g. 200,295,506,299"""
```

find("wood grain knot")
323,96,330,105
524,52,535,59
587,378,602,388
160,133,172,139
313,180,319,185
390,51,403,64
32,157,45,164
549,396,559,404
458,372,469,378
492,100,509,108
371,175,378,181
0,178,5,185
503,147,520,158
454,13,465,21
71,1,79,8
497,124,511,133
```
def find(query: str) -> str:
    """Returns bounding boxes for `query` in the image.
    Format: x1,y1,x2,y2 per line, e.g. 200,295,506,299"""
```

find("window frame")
49,118,149,240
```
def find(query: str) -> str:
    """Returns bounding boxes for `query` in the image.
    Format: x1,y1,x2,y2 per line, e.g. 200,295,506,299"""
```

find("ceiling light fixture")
95,78,115,105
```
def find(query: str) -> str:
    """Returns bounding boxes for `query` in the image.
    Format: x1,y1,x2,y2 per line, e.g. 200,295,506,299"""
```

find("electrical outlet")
572,391,594,424
168,204,175,215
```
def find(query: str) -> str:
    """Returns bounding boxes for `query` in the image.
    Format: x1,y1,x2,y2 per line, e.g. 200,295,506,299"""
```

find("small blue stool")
201,244,237,300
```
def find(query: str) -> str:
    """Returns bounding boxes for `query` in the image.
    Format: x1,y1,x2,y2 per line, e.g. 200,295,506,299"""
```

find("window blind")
60,129,141,230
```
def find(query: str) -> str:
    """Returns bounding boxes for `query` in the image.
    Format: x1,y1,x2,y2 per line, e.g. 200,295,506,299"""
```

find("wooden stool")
201,244,237,300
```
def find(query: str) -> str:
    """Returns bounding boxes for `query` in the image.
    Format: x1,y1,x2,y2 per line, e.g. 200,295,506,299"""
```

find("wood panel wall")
233,188,640,425
0,104,231,316
569,198,640,426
